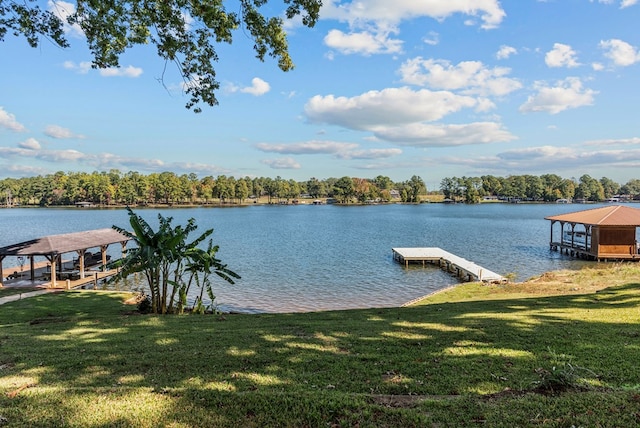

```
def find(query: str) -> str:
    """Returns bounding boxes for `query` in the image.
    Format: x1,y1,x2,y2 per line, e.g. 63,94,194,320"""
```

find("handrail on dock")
392,247,506,283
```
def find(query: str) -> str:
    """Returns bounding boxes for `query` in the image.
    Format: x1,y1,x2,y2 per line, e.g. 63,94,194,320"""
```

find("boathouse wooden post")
29,256,35,282
49,254,58,288
99,245,106,272
77,250,86,279
0,255,4,287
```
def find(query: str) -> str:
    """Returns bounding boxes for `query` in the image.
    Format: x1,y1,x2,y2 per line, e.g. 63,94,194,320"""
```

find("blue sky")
1,0,640,189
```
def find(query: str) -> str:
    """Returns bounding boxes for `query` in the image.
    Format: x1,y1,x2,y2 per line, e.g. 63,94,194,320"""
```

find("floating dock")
392,247,506,283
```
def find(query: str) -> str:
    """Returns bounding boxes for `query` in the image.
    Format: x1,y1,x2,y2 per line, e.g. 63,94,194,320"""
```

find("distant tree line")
0,170,427,206
440,174,640,203
4,170,637,207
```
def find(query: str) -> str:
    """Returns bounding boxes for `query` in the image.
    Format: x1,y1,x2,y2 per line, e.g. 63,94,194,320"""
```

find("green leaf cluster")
111,206,240,314
2,0,322,111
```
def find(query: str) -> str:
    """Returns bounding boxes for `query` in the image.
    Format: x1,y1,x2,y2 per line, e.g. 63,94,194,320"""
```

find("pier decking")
6,269,120,289
0,228,129,288
392,247,506,283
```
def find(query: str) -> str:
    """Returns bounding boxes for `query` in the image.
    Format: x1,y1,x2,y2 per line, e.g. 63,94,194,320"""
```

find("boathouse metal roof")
0,228,130,257
545,205,640,226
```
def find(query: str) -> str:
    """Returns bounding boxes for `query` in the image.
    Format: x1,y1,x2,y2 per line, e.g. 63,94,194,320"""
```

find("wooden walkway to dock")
2,268,121,290
2,256,121,290
392,247,506,283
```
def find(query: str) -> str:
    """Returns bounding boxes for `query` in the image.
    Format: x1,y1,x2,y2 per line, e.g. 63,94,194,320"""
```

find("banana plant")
179,239,240,313
111,207,236,314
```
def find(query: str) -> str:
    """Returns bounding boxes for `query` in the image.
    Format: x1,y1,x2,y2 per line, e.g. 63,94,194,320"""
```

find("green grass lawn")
0,286,44,298
1,265,640,427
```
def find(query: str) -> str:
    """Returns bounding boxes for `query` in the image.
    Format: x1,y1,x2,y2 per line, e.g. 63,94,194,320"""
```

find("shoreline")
401,283,464,307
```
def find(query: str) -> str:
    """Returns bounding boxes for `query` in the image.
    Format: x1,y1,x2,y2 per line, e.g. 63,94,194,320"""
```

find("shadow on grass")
1,284,640,426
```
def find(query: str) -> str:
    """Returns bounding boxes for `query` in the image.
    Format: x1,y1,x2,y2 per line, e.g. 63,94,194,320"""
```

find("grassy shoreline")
410,262,640,305
1,264,639,427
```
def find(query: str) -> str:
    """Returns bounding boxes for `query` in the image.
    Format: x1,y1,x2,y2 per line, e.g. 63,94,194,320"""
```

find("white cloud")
99,66,143,78
48,0,83,38
0,163,49,177
597,0,639,7
496,45,517,60
497,145,574,161
0,107,26,132
321,0,506,30
305,87,479,130
39,149,86,162
18,138,41,150
63,61,92,74
372,122,516,147
584,137,640,146
0,146,85,162
423,31,439,46
545,43,580,68
44,125,85,139
227,78,271,96
398,58,522,96
324,29,403,55
437,144,640,176
318,1,505,56
240,78,271,96
261,157,301,169
599,39,640,66
0,147,35,158
255,141,401,160
592,62,604,71
497,145,640,169
63,61,143,77
336,148,402,159
519,77,596,114
255,141,359,155
0,144,231,176
303,86,513,148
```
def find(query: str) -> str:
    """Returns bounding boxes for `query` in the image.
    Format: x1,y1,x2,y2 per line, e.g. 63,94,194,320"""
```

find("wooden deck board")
49,269,120,289
392,247,505,283
3,266,120,290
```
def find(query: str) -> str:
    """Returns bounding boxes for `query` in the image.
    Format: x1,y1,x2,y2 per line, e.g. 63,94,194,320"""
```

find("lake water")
0,203,610,313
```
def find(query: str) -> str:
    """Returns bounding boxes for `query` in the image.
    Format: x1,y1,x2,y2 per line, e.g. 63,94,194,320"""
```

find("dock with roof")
392,247,506,283
0,228,130,288
545,205,640,261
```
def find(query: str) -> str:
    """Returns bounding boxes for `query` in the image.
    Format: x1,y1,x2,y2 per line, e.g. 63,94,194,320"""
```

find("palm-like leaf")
110,207,238,314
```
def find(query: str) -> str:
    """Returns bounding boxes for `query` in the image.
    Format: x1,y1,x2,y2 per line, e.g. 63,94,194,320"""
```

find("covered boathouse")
545,205,640,261
0,228,130,288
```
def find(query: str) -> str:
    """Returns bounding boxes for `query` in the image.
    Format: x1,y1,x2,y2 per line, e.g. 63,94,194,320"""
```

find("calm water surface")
0,203,601,313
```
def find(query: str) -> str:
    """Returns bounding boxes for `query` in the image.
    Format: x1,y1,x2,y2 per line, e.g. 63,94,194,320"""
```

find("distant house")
389,190,401,199
546,205,640,261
